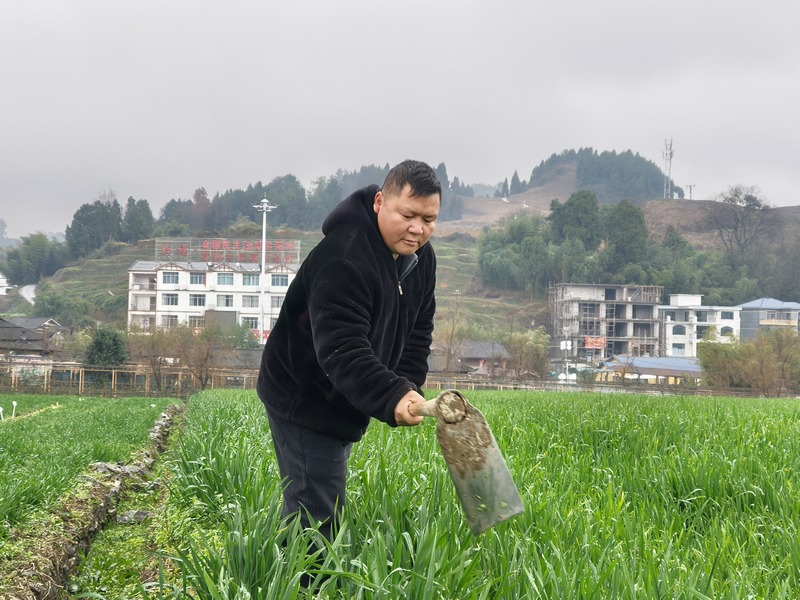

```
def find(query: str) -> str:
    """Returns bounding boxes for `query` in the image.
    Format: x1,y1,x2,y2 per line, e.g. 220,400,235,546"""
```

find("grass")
71,389,800,599
0,394,177,539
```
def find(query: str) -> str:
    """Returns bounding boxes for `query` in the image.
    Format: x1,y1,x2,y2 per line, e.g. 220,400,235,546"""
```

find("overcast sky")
1,1,798,239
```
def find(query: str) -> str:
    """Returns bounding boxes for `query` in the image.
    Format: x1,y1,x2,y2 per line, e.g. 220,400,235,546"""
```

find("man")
256,159,441,539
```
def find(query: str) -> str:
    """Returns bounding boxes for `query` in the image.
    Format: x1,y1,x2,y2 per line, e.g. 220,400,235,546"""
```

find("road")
19,284,36,305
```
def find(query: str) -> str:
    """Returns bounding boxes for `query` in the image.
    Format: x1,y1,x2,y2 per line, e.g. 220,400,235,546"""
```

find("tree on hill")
159,197,195,226
206,182,268,233
122,197,154,243
548,190,602,250
0,233,67,285
510,171,526,195
703,185,779,255
601,200,648,275
529,147,682,203
339,164,390,199
264,175,308,229
451,177,474,197
307,176,343,230
65,190,123,258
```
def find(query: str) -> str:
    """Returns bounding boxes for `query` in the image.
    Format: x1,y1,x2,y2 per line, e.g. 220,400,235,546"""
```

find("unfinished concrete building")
549,283,664,366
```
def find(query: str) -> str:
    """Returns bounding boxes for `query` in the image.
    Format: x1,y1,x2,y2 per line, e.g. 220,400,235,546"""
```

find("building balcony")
759,319,797,328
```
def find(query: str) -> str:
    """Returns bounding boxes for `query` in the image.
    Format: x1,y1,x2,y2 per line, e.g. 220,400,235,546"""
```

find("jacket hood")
322,185,430,274
322,184,381,239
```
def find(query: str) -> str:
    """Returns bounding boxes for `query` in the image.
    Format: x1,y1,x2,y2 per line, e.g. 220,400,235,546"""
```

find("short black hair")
381,159,442,200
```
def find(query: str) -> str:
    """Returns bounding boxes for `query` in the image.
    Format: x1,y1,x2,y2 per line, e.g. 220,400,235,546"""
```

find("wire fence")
1,359,786,400
0,360,258,399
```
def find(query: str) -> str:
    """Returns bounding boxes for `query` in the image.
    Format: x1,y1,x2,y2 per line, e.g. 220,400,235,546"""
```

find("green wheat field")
2,390,800,599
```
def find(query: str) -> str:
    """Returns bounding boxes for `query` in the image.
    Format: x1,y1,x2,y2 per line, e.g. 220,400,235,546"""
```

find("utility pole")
253,197,277,343
686,184,695,200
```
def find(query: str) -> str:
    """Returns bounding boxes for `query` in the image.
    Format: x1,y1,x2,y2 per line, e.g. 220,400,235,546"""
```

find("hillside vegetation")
4,147,799,339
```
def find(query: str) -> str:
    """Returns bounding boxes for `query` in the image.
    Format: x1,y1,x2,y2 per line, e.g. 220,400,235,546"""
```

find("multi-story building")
549,283,663,365
127,237,300,342
738,297,800,340
658,294,740,357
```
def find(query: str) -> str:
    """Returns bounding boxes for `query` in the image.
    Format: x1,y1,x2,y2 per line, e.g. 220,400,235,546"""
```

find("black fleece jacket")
256,185,436,442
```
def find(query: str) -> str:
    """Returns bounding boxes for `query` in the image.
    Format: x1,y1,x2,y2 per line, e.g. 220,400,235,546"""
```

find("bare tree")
128,326,176,390
436,291,469,372
704,185,780,254
172,324,219,390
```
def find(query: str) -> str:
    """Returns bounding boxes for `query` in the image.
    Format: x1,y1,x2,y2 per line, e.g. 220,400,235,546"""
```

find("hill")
6,148,799,338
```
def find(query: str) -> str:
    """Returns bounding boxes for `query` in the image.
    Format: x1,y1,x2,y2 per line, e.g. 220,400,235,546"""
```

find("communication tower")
662,139,674,199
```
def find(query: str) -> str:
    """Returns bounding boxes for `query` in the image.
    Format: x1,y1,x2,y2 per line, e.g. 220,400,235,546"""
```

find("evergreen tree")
85,326,128,366
122,197,154,243
65,191,123,258
510,171,524,195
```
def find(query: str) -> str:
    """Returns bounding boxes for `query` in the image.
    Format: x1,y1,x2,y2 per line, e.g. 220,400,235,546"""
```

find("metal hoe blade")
427,389,525,535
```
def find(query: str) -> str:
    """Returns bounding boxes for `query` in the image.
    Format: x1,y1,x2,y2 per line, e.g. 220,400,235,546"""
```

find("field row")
73,389,800,599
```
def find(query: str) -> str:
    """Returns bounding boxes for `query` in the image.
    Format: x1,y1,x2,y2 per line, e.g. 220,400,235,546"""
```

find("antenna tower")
662,139,674,199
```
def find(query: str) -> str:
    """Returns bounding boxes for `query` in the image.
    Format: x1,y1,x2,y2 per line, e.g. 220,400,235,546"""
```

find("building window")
217,294,234,307
271,295,285,310
242,316,259,329
163,271,179,284
242,295,259,308
721,311,734,320
189,316,204,328
696,311,708,322
271,316,279,328
189,294,206,307
217,272,234,286
162,293,178,306
190,272,206,285
671,343,685,356
721,326,734,336
672,325,686,335
272,273,289,287
162,315,178,328
664,310,676,321
696,325,710,340
242,273,260,286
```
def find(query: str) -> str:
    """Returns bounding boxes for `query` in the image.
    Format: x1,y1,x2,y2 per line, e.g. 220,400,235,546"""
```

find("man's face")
374,183,440,257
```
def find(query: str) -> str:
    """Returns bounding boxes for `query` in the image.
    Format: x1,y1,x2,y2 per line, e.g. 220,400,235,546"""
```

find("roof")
7,317,62,331
739,297,800,310
0,317,46,352
459,341,511,359
600,355,703,377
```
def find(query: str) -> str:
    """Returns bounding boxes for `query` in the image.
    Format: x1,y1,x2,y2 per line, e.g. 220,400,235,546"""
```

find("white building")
127,238,300,342
0,272,12,295
658,294,740,357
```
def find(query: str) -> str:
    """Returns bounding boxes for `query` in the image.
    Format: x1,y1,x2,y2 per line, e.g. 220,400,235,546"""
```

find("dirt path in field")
0,403,63,425
0,403,184,600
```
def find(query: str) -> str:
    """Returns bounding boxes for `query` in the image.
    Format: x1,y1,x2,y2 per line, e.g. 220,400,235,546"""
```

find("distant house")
7,317,63,334
597,355,702,385
428,340,510,375
658,294,740,357
0,317,47,355
738,298,800,340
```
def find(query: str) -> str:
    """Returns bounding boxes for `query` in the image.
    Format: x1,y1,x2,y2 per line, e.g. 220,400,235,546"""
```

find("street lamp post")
252,197,277,343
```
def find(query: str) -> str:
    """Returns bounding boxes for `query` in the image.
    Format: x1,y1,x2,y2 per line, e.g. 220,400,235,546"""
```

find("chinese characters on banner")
584,336,607,349
156,238,300,264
